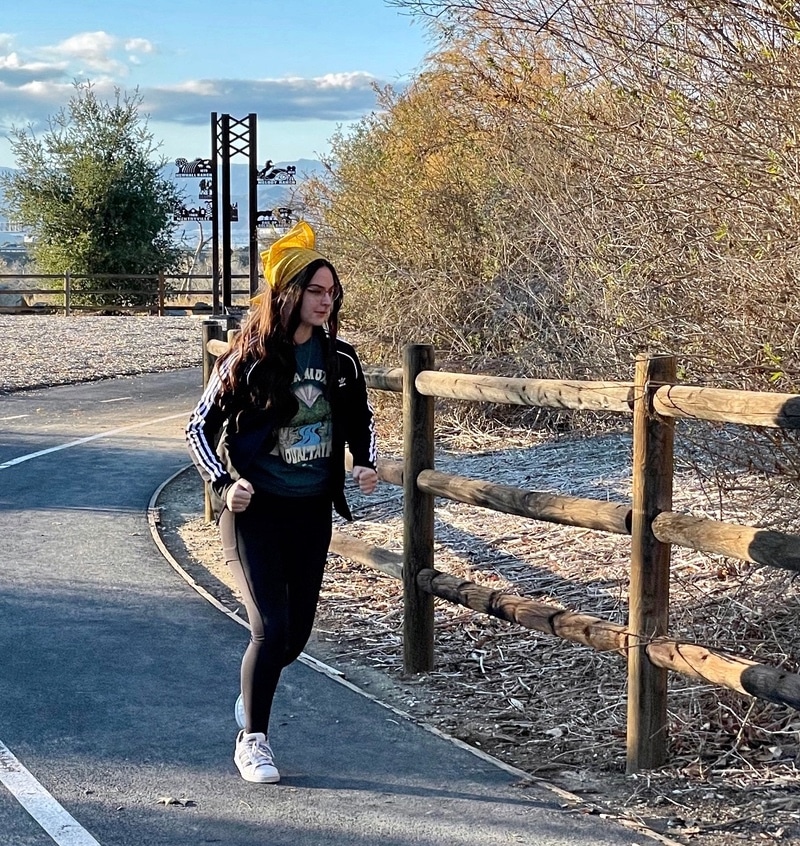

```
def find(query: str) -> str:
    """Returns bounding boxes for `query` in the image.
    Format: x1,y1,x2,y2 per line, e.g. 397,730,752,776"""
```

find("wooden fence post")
64,271,71,316
157,272,166,316
627,353,676,773
402,343,436,673
201,320,226,523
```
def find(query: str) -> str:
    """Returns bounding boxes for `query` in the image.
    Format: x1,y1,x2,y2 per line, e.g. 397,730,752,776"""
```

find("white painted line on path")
0,414,29,421
0,741,102,846
98,397,133,404
0,412,188,470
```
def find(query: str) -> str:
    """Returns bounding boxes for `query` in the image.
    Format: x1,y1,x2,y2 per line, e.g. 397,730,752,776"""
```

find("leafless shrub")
301,0,800,481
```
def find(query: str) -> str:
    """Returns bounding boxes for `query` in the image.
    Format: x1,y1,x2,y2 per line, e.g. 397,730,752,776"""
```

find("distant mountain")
0,159,326,248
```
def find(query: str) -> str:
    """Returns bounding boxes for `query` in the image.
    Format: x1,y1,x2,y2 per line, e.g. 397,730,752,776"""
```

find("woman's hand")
226,478,254,512
352,465,378,495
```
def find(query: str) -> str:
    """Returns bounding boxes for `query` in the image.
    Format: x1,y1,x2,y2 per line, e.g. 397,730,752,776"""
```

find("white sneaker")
235,693,245,729
234,730,280,783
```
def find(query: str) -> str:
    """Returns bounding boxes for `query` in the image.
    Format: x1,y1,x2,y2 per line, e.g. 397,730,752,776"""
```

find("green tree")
1,82,182,307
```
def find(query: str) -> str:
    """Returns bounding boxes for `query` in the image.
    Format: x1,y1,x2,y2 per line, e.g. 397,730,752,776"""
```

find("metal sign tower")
212,112,258,312
174,112,298,315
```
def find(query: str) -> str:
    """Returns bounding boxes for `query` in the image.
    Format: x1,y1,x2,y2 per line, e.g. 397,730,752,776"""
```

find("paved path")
0,370,667,845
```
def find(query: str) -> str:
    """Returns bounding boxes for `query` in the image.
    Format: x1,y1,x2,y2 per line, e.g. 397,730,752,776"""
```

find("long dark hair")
217,258,343,421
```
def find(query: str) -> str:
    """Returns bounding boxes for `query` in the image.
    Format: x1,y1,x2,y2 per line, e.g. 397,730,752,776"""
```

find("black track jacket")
185,332,377,521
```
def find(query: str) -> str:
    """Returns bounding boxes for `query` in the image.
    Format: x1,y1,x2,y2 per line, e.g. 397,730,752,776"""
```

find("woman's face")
298,266,337,330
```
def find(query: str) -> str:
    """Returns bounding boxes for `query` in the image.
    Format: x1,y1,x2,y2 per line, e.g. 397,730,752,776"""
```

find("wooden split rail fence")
0,272,252,314
202,322,800,774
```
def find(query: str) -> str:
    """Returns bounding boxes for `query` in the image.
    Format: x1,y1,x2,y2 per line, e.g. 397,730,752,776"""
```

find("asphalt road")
0,369,664,846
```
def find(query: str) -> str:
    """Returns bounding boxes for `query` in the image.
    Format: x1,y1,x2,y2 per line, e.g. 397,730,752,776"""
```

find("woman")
185,221,378,783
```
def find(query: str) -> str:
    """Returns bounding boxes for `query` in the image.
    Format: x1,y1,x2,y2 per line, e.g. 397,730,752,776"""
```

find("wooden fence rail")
332,537,800,709
413,463,800,570
415,369,800,428
201,332,800,774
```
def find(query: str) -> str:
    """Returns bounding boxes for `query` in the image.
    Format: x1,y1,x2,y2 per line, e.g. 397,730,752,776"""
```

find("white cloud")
0,76,120,135
0,52,55,72
0,39,68,86
166,79,222,97
0,67,394,137
124,38,156,55
0,32,402,160
54,31,116,57
142,72,388,125
315,72,375,89
49,31,120,71
19,79,73,97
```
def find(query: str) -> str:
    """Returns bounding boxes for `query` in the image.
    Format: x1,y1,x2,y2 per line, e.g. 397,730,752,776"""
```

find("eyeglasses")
305,284,342,302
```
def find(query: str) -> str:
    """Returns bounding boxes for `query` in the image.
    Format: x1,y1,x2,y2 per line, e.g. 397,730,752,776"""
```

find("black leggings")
220,492,332,735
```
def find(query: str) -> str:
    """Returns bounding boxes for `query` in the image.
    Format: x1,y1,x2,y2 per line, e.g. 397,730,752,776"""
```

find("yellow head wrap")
253,221,325,306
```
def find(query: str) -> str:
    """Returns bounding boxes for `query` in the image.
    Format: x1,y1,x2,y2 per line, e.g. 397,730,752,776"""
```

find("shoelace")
246,738,275,766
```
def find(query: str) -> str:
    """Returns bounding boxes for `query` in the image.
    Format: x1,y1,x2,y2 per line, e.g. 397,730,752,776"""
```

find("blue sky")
0,0,435,169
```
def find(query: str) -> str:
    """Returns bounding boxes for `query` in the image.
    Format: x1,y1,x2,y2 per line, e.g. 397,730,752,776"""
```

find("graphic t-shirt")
247,335,332,496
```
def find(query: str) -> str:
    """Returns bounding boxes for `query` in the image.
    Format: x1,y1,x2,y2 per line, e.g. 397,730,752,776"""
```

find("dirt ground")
155,427,800,846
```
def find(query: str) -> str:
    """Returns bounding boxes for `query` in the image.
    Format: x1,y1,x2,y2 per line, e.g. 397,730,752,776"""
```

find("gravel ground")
0,315,208,393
